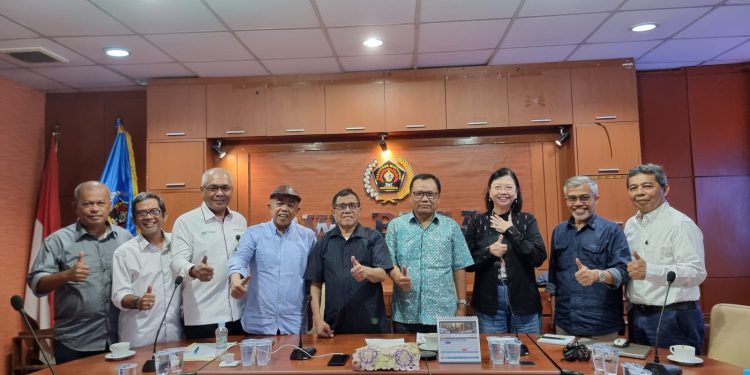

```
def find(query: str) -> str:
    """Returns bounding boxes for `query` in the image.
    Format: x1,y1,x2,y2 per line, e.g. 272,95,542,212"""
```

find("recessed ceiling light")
105,48,131,57
630,23,657,32
363,38,383,48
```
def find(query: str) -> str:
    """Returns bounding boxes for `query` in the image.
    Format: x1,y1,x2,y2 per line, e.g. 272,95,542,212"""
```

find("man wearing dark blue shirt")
547,176,631,339
304,188,393,336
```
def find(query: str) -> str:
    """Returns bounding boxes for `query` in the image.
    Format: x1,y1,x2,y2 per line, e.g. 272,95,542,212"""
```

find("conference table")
31,334,741,374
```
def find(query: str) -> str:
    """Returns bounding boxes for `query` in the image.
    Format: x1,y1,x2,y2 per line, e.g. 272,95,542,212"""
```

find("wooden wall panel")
700,277,750,313
0,77,45,375
665,177,696,223
636,70,693,177
687,70,750,177
695,176,750,278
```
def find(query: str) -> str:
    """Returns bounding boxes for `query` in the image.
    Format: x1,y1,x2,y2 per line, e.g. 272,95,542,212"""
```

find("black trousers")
184,319,244,339
392,321,437,334
54,341,107,365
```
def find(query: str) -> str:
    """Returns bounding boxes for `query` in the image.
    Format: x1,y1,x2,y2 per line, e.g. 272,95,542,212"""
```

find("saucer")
418,343,438,352
667,354,703,365
105,350,136,360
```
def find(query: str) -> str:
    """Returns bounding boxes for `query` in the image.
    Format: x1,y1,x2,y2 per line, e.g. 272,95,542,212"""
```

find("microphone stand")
527,333,583,375
10,295,56,375
503,265,529,356
644,271,682,375
290,295,316,360
143,276,183,372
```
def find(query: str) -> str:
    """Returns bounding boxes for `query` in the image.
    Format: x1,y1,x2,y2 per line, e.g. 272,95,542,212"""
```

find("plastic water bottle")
215,321,228,352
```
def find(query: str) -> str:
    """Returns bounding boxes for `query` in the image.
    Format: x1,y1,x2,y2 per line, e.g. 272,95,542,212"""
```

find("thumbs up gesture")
67,251,90,282
574,258,598,286
230,273,251,299
139,285,156,311
350,256,368,282
627,251,647,280
395,265,412,292
488,234,508,258
191,255,215,282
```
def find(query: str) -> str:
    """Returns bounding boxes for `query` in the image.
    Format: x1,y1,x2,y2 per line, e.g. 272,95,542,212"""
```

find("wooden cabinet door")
325,79,386,134
266,82,325,136
592,176,635,225
158,190,203,231
385,76,446,132
571,64,638,123
146,141,206,190
508,68,572,126
574,122,641,175
206,83,266,138
446,72,508,129
147,84,206,139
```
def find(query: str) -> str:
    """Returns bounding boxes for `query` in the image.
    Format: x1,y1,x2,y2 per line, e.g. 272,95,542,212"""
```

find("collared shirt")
304,224,393,334
547,214,631,336
170,202,247,326
112,232,184,348
227,221,317,334
27,222,132,351
386,212,474,325
625,202,706,306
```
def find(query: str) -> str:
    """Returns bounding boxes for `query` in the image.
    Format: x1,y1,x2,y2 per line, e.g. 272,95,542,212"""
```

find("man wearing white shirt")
171,168,247,338
112,192,184,348
624,164,707,353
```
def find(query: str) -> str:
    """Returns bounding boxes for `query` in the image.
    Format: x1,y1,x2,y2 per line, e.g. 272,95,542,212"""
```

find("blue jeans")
628,304,705,354
476,284,540,334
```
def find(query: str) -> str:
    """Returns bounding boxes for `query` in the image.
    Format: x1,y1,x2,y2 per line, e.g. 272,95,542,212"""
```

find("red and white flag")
24,135,61,329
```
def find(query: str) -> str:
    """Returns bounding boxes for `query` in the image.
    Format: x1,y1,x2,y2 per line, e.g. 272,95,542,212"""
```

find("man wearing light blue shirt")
227,185,316,335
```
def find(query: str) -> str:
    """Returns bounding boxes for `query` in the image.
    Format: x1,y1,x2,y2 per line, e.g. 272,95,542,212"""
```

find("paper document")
365,338,405,347
537,334,575,346
183,342,237,361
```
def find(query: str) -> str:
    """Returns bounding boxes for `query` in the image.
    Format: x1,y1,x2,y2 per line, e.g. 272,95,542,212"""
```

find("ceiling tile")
418,49,493,67
570,41,660,60
184,61,268,77
55,35,174,64
316,0,416,27
0,38,93,67
639,37,747,62
713,38,750,60
328,25,413,56
263,57,340,75
205,0,319,30
419,19,509,52
635,61,697,70
44,87,79,93
621,0,722,10
677,5,750,38
702,59,749,65
31,65,132,88
145,32,252,62
0,68,69,90
0,57,16,68
237,29,332,59
589,8,711,43
503,13,609,48
519,0,622,17
107,63,194,80
91,0,224,34
80,85,143,92
0,0,130,36
491,45,577,65
0,15,37,39
340,54,413,71
725,0,750,3
420,0,520,22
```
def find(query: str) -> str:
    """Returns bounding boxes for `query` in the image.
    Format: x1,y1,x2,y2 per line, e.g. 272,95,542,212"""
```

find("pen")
193,346,199,354
541,335,566,340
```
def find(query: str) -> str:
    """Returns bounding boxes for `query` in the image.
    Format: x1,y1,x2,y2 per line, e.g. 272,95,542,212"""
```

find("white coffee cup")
110,342,130,356
423,333,438,349
669,345,695,361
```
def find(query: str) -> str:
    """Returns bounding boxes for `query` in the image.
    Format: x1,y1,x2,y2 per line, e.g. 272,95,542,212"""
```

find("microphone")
503,272,529,356
143,276,184,372
290,294,316,360
235,234,241,241
10,295,57,375
644,271,682,375
527,333,583,375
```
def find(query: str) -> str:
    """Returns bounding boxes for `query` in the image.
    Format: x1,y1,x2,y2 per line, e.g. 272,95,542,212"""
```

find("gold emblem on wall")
363,155,414,203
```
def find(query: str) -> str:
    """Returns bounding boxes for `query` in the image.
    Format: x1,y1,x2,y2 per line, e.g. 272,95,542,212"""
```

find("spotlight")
555,127,570,147
104,47,131,57
212,139,227,159
378,133,391,159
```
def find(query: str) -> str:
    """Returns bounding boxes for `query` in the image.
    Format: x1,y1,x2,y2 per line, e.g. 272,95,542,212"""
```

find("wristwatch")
597,270,606,283
457,299,468,306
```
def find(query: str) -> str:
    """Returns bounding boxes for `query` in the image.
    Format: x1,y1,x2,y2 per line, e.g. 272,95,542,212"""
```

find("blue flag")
100,117,139,235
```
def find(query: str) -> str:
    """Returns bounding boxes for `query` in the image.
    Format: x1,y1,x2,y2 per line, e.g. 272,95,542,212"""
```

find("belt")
633,301,697,314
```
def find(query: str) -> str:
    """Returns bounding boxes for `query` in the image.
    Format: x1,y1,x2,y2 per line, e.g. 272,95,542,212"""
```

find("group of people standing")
26,163,706,365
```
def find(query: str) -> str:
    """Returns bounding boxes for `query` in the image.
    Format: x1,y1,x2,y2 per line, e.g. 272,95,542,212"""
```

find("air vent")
0,47,69,63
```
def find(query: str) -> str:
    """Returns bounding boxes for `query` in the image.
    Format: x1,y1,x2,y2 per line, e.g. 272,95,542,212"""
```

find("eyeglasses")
565,195,593,204
333,203,360,211
491,185,516,192
412,191,439,200
135,208,162,219
203,185,233,193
